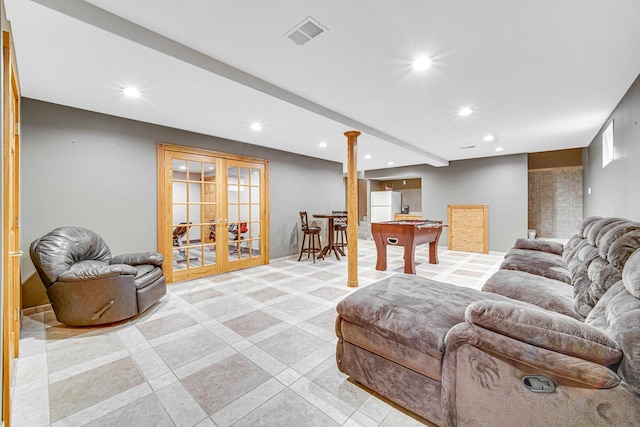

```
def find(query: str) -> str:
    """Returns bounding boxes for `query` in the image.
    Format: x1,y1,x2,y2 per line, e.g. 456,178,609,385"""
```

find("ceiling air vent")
284,17,327,46
459,145,476,150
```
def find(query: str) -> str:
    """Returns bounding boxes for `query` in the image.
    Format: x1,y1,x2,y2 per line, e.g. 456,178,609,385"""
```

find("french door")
158,144,269,283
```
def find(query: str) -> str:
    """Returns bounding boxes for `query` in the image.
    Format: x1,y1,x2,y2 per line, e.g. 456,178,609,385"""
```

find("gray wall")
584,73,640,219
366,154,529,252
21,99,344,305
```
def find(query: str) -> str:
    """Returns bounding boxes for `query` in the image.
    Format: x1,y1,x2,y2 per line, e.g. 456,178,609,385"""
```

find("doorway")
3,30,22,426
157,144,269,283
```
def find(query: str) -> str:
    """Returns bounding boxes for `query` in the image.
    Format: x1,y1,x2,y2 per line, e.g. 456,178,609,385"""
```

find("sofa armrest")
444,321,621,389
465,300,621,366
58,260,138,282
111,252,164,266
513,237,564,255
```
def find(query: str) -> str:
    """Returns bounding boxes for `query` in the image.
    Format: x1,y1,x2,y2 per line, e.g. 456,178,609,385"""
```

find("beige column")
345,131,360,287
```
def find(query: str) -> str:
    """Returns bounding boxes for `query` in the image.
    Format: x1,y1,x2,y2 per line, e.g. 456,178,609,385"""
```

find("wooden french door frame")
3,30,22,427
157,143,269,283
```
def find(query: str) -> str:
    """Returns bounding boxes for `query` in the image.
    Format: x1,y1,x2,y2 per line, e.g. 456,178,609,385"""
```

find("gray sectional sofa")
335,216,640,426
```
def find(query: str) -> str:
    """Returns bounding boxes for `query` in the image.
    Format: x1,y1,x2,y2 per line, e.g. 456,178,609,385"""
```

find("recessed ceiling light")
122,87,140,97
483,134,495,142
364,154,372,160
250,122,262,131
318,142,327,148
459,107,473,117
412,56,433,71
494,146,504,152
387,161,394,166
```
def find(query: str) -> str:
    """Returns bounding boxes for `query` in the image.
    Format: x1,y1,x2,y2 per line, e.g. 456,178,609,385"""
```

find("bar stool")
298,211,323,263
332,210,348,253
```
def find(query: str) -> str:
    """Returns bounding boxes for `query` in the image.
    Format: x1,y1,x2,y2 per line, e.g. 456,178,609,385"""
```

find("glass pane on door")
171,154,219,277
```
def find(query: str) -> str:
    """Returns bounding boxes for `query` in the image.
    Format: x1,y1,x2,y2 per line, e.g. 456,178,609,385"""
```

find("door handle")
9,251,23,257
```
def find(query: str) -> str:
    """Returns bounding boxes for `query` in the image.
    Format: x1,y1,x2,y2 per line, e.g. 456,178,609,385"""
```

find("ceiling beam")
31,0,449,167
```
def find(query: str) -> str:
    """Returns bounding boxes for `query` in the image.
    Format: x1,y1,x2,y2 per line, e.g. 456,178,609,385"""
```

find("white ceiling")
5,0,640,172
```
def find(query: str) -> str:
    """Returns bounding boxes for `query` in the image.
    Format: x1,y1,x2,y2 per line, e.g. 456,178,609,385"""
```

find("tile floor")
13,240,505,427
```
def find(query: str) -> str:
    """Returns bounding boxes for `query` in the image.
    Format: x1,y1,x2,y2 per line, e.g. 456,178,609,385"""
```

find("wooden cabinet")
447,205,488,253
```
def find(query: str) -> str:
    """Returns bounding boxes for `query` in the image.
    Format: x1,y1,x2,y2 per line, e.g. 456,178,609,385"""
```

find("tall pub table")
313,213,348,260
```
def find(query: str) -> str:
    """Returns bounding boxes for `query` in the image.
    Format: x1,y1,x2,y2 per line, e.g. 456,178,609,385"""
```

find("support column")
345,131,360,287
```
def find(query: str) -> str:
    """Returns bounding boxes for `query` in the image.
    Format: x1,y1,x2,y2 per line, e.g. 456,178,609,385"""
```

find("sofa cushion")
576,216,602,238
587,258,623,302
482,270,581,319
500,254,571,284
565,239,590,271
608,229,640,270
597,223,640,260
512,238,563,255
562,234,583,260
504,248,564,264
587,218,626,246
466,300,622,366
622,248,640,298
586,281,640,394
58,260,137,281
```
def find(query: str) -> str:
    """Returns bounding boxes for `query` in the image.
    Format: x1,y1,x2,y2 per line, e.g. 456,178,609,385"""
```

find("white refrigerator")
370,191,401,223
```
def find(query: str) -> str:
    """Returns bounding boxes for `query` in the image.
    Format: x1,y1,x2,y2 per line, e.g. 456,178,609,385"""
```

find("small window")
602,120,614,168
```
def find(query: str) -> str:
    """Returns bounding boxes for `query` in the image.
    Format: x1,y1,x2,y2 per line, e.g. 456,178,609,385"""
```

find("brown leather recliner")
29,226,166,326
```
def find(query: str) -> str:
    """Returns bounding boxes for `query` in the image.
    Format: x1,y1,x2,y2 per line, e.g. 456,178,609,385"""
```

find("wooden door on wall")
3,30,21,427
158,144,269,283
447,204,488,254
225,159,267,272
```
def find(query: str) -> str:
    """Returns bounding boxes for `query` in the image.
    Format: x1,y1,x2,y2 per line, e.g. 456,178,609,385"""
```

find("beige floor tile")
256,326,327,366
49,357,145,422
47,332,125,374
222,310,283,337
304,308,339,333
135,311,198,341
156,381,208,427
289,376,356,424
451,268,486,278
177,287,224,304
153,326,227,370
269,296,323,317
181,353,271,415
210,378,284,426
304,357,370,410
244,287,287,302
12,375,49,427
197,296,255,321
307,286,350,301
232,388,340,427
83,394,173,427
